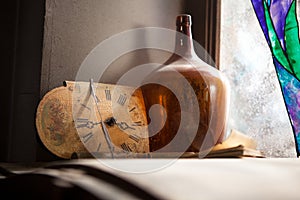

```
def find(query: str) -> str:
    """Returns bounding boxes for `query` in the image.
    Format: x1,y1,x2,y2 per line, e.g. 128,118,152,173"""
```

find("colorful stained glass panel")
251,0,300,156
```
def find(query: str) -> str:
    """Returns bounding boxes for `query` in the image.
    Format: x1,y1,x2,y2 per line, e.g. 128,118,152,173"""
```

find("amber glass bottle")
141,14,229,153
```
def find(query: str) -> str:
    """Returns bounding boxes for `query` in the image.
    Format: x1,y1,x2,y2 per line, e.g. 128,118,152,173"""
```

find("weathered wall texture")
41,0,185,96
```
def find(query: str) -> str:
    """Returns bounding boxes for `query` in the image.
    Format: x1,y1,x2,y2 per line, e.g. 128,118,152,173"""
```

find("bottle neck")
175,17,196,58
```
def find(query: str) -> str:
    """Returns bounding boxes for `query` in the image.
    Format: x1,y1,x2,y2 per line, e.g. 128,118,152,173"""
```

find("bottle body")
141,15,230,152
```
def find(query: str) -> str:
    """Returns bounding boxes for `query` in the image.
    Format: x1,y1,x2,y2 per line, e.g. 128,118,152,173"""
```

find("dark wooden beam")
184,0,221,68
0,0,47,162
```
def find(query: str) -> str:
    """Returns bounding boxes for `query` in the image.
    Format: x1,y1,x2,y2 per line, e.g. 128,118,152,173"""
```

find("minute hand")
90,79,114,158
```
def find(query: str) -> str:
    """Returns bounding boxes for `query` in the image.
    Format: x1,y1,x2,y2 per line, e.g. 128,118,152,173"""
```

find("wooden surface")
1,158,300,199
76,158,300,200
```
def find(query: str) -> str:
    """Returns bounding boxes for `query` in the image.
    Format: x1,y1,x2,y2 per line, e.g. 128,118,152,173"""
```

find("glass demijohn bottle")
141,14,230,153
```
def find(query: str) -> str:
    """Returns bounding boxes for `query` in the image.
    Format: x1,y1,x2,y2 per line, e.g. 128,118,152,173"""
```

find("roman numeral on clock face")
105,88,111,101
129,107,136,112
75,118,88,128
96,142,102,152
121,143,132,152
82,132,94,143
117,94,127,105
129,134,140,143
132,121,143,126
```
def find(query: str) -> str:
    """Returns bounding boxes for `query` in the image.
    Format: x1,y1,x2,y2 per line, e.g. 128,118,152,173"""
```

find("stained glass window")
250,0,300,156
220,0,298,157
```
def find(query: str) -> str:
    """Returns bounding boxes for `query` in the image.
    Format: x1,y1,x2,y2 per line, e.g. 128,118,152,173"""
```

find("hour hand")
117,121,136,130
75,118,101,129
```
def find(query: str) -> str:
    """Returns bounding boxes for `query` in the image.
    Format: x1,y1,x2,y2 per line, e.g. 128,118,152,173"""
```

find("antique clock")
35,80,149,159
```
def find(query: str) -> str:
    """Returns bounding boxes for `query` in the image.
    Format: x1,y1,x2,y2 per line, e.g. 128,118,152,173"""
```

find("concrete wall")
41,0,186,96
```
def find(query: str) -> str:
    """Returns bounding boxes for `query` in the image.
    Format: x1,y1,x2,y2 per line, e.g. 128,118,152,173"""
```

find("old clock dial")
36,84,86,159
35,81,149,159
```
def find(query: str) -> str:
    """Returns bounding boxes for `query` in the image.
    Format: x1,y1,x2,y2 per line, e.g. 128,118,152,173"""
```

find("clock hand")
116,121,136,131
104,117,135,130
76,119,101,129
90,79,115,158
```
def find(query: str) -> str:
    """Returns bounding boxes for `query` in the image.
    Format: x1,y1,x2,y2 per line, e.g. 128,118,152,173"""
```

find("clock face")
36,81,149,159
35,85,87,159
71,81,149,158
